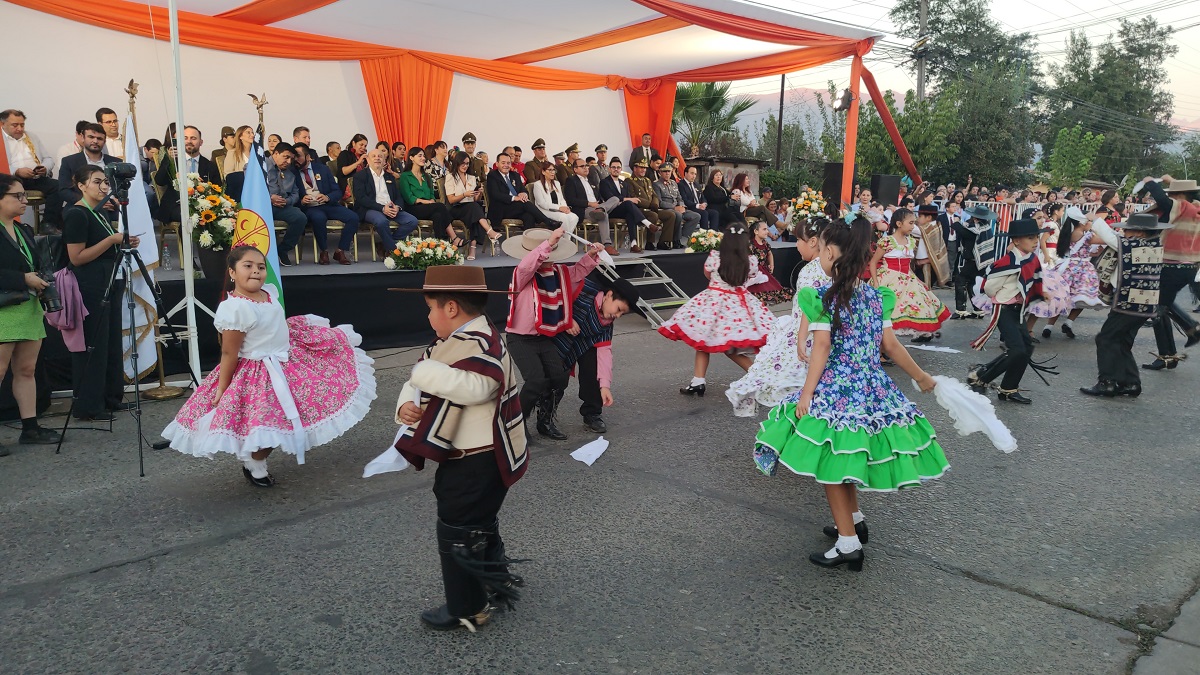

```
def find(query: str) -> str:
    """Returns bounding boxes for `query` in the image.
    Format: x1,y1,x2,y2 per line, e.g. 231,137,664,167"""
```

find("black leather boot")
535,392,567,440
424,521,492,630
1080,380,1119,397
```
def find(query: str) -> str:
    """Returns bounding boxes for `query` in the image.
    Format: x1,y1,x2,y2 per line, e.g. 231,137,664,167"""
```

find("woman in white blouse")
531,162,578,233
444,151,503,260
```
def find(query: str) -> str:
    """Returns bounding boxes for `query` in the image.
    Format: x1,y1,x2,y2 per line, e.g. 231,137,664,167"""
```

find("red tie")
303,169,314,188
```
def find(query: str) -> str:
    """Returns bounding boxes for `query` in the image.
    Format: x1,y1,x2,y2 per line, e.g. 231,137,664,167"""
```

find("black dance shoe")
679,383,706,396
582,414,607,434
241,466,275,488
1185,329,1200,349
1041,327,1052,338
966,365,988,393
535,396,568,441
1115,382,1142,398
808,547,864,571
74,412,114,422
1080,381,1118,397
1061,324,1075,339
19,426,62,445
108,401,137,411
822,521,869,544
911,334,933,343
1141,358,1176,371
997,391,1032,404
420,604,492,631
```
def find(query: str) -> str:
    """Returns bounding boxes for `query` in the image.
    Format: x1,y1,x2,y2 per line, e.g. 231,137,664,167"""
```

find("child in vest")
552,276,640,434
392,265,529,632
967,218,1048,405
1080,213,1172,398
501,227,605,440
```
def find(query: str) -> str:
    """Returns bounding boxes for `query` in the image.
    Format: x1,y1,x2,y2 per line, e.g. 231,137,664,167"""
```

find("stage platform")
156,241,803,366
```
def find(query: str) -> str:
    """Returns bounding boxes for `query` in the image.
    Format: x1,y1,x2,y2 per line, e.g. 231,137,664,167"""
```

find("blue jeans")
364,209,418,251
302,203,360,251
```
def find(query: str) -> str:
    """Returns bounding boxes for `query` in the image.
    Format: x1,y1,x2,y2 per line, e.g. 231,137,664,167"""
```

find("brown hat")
221,126,235,137
532,138,546,149
1166,179,1198,193
595,144,607,152
633,158,650,169
917,204,939,216
553,152,565,160
462,132,477,143
565,143,579,155
389,264,510,293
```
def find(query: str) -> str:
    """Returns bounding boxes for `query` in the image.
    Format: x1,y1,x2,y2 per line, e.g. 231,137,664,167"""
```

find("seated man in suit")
598,159,655,254
487,152,546,231
677,165,715,234
265,142,307,266
655,165,698,247
154,125,222,223
292,142,359,265
627,159,675,251
353,148,418,257
58,122,120,216
564,157,620,257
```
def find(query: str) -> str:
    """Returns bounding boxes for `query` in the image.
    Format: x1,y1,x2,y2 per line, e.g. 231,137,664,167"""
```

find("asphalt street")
1,290,1198,674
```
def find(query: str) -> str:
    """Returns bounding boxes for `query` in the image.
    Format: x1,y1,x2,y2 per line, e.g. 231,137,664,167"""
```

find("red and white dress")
658,251,774,353
163,284,376,464
873,234,950,335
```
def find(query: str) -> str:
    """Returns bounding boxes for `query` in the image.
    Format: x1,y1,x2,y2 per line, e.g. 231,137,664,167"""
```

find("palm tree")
672,82,757,156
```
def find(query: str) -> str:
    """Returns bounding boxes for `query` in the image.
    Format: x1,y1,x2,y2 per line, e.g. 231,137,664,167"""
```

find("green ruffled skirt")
754,404,949,491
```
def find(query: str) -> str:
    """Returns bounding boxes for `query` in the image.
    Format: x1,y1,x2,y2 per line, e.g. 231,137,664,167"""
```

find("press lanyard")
82,202,117,238
1,220,33,270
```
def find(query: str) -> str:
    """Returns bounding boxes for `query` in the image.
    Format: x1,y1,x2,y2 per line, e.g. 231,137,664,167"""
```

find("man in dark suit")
677,164,715,233
628,133,654,168
353,148,419,257
57,123,119,217
154,125,221,223
564,157,619,256
936,200,963,290
598,159,652,253
487,152,545,231
291,142,359,265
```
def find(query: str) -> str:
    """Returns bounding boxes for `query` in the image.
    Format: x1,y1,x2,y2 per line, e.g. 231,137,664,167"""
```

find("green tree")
856,88,961,181
941,65,1038,186
672,82,756,156
889,0,1041,86
1047,124,1105,188
747,111,812,169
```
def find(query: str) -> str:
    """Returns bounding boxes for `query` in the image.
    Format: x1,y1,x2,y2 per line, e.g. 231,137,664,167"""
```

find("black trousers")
1151,263,1199,356
575,347,602,418
979,305,1032,391
24,175,63,227
1095,310,1146,386
433,453,509,617
448,201,489,244
407,202,453,238
73,278,126,419
489,201,547,231
507,333,568,416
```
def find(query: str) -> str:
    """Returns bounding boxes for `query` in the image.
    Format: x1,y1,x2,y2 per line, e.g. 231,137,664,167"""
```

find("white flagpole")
169,0,201,379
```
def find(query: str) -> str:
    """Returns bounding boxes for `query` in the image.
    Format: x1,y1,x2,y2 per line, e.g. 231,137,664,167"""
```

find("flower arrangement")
186,173,238,250
383,236,465,270
684,228,722,254
790,188,826,225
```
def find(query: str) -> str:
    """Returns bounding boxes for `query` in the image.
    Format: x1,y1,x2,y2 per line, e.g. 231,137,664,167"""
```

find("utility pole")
775,74,785,170
916,0,928,102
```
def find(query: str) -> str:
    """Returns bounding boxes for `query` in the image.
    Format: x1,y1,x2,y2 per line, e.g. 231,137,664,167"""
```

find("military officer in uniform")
588,144,608,189
628,158,676,250
523,138,551,186
461,132,486,183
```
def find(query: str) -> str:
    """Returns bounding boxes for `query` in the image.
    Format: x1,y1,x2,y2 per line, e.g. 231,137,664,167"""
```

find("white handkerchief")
363,445,410,478
908,345,962,354
570,436,609,466
914,375,1017,453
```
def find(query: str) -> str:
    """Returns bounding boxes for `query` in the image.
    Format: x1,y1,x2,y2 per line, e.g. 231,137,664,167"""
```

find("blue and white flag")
118,116,159,380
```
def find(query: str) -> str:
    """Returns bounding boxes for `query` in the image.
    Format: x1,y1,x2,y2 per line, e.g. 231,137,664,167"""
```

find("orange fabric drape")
500,16,688,64
630,0,860,47
360,54,453,151
860,66,922,188
840,53,866,208
0,136,9,175
215,0,339,24
622,80,678,161
666,40,870,81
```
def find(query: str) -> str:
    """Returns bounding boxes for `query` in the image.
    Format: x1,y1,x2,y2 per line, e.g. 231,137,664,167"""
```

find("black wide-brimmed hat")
965,204,997,221
1006,218,1050,238
1121,212,1173,231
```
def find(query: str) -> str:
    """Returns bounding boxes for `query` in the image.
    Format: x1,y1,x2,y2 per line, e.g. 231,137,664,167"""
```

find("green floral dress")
754,283,949,491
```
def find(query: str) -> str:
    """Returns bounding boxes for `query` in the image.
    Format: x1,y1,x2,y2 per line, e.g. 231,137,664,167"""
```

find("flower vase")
196,246,228,282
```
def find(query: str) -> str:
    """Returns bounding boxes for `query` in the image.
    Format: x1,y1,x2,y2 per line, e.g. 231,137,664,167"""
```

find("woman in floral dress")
868,208,950,342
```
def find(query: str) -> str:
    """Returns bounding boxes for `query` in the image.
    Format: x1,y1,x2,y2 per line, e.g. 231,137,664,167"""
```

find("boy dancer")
967,218,1048,404
501,227,605,440
1081,213,1172,397
552,277,641,433
392,265,528,631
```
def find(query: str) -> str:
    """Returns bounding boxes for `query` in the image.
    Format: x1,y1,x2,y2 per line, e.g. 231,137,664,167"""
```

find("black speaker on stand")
871,174,902,207
821,162,859,205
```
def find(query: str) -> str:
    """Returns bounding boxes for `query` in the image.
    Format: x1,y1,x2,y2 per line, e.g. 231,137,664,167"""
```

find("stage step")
599,257,691,328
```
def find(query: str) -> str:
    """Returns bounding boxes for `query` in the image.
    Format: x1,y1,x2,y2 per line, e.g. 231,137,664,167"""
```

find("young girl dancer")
727,218,830,417
1025,205,1073,339
163,246,376,486
869,208,950,342
659,225,774,395
746,220,793,305
1043,210,1106,338
754,217,946,571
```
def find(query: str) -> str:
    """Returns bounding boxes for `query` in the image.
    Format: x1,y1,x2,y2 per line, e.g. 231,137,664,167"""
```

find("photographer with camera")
0,173,62,454
63,165,140,422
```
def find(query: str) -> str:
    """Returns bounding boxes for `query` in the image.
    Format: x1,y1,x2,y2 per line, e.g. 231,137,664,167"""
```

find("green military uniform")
627,159,677,249
462,132,487,184
523,138,551,186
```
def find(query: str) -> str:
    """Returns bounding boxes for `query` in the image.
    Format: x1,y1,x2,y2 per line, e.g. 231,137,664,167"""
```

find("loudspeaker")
821,162,858,204
871,174,901,207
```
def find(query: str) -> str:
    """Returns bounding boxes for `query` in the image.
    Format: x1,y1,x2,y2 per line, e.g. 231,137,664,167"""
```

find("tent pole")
169,0,201,380
840,54,864,208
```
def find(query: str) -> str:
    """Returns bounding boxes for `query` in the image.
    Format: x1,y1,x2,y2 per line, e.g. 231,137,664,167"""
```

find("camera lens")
40,280,62,314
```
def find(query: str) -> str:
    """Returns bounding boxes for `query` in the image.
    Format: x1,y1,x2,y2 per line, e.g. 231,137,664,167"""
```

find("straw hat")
1166,179,1198,193
388,265,510,293
501,228,577,262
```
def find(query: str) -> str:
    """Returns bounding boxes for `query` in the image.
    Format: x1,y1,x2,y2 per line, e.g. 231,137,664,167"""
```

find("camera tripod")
54,173,200,476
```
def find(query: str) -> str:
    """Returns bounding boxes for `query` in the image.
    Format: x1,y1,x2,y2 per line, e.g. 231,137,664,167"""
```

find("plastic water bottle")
623,234,630,251
162,243,172,270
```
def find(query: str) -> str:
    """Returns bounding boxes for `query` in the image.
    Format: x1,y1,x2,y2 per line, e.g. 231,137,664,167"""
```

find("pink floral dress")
163,285,376,463
658,251,774,353
1058,231,1105,310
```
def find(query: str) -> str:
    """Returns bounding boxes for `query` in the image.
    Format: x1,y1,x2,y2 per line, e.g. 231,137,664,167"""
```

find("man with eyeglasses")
1,109,62,230
95,107,123,160
564,158,620,257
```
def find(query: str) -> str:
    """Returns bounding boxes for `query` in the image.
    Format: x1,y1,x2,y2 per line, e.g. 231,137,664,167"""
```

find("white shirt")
213,284,289,359
3,129,44,174
105,136,123,159
56,140,81,167
579,176,598,203
444,173,478,202
371,168,392,207
183,154,201,175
